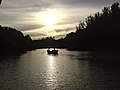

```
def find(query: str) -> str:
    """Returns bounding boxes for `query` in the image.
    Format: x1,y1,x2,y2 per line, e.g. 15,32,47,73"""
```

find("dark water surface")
0,49,120,90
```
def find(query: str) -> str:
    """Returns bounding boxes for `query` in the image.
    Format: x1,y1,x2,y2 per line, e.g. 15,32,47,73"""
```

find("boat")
47,48,58,55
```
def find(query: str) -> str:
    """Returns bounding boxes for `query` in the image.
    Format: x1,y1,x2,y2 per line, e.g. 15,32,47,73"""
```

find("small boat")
47,48,58,55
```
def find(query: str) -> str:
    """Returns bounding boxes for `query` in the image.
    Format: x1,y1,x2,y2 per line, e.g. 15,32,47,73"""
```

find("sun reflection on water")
46,55,58,89
49,55,55,70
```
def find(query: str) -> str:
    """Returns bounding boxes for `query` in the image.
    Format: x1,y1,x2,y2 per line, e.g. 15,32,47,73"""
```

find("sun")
43,13,56,26
35,9,63,30
41,12,57,28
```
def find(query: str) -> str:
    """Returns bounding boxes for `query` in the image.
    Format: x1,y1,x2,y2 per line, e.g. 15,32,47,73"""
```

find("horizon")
0,0,120,39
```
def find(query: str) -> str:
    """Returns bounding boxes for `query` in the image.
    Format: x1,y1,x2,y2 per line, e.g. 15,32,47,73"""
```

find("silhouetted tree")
111,2,119,14
62,2,120,50
0,0,2,4
0,25,34,55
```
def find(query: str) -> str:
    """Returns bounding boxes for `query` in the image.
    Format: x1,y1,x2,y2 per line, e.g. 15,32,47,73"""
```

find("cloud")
54,34,66,39
1,0,51,8
29,33,47,37
55,29,64,33
24,32,47,39
0,0,51,26
17,24,44,31
0,0,120,39
54,0,120,7
55,27,75,33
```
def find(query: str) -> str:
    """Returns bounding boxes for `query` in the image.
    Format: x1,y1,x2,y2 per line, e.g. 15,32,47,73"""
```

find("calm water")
0,49,120,90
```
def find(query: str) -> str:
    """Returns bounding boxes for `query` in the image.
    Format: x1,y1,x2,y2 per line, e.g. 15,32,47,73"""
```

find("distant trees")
63,2,120,50
33,37,57,48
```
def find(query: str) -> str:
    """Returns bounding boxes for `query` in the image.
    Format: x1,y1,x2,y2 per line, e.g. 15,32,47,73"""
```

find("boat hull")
47,50,58,55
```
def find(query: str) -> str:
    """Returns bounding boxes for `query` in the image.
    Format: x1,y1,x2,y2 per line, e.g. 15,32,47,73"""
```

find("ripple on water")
0,49,120,90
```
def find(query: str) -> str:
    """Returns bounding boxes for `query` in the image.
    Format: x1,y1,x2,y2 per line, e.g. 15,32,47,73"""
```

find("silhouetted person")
0,0,2,4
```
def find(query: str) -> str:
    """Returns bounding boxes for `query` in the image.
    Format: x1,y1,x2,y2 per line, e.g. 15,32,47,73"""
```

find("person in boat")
47,47,58,55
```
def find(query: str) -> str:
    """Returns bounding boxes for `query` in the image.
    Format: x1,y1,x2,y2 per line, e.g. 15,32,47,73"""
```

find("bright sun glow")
34,9,66,37
42,13,57,27
36,10,59,29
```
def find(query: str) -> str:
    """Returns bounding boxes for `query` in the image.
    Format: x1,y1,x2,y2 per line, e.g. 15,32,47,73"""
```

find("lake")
0,49,120,90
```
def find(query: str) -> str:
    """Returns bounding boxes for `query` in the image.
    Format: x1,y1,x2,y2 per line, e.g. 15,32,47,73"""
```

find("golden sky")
0,0,119,39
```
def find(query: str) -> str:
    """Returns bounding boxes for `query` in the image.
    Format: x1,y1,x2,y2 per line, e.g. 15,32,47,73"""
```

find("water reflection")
46,55,57,90
0,49,120,90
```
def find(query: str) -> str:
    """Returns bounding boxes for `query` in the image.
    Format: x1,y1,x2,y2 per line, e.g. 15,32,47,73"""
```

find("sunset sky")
0,0,120,39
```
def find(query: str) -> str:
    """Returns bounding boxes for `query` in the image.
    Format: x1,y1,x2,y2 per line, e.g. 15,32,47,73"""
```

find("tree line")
0,25,33,55
59,2,120,50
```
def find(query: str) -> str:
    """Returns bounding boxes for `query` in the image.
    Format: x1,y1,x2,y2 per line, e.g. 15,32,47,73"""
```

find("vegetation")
61,2,120,50
33,37,57,48
0,25,33,55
